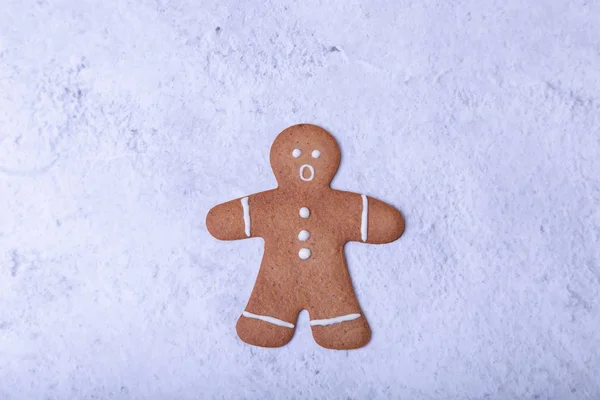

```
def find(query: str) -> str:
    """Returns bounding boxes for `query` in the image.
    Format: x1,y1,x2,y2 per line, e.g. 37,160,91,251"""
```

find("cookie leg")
309,312,371,350
307,259,371,349
236,310,296,348
236,267,300,348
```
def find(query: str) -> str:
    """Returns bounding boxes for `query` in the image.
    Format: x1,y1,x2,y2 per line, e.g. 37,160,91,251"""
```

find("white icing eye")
292,149,302,158
311,150,321,158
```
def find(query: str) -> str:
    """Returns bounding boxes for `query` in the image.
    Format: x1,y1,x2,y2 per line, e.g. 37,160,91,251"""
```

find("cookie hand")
348,195,405,244
364,196,405,244
206,196,255,240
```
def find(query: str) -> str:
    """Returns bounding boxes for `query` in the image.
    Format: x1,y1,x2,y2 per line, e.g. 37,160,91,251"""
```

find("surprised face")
270,124,341,189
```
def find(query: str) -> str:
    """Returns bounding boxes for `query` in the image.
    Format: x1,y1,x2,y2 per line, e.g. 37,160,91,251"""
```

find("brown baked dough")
207,124,405,349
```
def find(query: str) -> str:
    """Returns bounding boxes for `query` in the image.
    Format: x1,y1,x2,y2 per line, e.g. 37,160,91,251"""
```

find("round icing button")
298,230,310,241
299,207,310,218
298,248,311,260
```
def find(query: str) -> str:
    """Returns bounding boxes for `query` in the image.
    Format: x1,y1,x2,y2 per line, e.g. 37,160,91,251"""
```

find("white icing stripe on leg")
241,197,250,237
310,313,361,326
242,311,295,328
361,194,368,242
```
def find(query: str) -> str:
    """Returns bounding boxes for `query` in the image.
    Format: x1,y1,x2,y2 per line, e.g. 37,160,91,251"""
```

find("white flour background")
1,1,599,399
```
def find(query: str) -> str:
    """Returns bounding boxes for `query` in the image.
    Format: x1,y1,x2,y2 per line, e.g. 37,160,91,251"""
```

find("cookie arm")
353,194,405,244
206,195,258,240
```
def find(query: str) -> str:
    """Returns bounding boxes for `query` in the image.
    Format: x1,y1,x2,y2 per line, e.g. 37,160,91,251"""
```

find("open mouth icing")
299,164,314,181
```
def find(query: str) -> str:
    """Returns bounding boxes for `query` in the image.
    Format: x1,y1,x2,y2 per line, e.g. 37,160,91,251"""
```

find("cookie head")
270,124,341,188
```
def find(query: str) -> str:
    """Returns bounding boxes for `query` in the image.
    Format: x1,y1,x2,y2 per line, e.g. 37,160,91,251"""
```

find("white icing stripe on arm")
361,194,368,242
241,197,250,237
242,311,295,328
310,313,361,326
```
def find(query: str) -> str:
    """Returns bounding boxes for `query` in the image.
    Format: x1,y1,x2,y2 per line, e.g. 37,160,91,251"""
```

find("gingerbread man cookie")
206,124,405,349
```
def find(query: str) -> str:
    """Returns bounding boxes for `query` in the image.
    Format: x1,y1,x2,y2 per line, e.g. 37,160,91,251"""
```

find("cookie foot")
236,311,296,348
310,313,371,350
